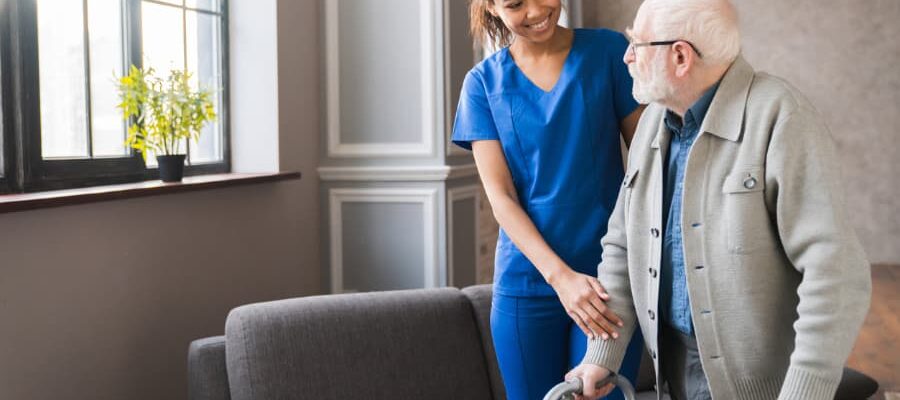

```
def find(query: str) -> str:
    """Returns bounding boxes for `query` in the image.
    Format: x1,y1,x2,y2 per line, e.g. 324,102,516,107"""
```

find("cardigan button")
743,177,757,189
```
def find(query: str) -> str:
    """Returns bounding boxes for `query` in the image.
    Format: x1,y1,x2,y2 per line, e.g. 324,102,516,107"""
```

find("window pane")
141,1,185,166
152,0,183,6
185,0,218,12
38,0,89,158
186,10,221,163
88,0,127,157
141,0,223,167
142,1,185,75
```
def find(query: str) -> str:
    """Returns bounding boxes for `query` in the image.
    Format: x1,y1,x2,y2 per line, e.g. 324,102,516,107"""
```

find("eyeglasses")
629,40,703,59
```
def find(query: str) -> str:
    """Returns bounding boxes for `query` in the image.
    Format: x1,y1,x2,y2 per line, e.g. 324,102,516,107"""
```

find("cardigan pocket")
722,167,775,254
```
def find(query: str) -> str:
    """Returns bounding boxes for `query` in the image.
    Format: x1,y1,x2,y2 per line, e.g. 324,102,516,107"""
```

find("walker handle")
542,373,637,400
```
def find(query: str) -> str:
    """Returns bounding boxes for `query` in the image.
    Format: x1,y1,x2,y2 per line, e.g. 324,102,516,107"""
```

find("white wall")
230,0,280,172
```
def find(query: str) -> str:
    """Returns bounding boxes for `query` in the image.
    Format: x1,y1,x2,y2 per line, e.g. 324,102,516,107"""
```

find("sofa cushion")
224,288,494,400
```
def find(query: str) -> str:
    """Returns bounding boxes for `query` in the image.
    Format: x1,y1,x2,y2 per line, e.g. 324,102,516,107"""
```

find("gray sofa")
188,284,877,400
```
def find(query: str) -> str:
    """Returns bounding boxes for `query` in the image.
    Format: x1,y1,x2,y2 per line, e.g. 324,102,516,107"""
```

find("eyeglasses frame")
630,40,704,59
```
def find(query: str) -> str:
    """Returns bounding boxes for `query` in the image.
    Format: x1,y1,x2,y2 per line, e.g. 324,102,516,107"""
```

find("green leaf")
114,65,217,156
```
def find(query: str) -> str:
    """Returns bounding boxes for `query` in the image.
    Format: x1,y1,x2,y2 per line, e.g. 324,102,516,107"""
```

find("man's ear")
672,41,695,78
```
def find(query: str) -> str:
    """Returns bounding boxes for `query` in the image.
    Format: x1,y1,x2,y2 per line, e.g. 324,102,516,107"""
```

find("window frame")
0,0,231,194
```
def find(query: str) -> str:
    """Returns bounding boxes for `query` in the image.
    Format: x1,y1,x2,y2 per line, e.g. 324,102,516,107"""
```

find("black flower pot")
157,154,186,182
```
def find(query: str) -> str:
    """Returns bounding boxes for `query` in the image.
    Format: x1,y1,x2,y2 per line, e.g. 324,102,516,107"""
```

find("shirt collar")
651,56,756,149
664,81,721,136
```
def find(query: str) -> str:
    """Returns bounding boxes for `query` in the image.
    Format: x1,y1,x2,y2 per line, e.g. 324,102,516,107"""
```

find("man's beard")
629,56,675,105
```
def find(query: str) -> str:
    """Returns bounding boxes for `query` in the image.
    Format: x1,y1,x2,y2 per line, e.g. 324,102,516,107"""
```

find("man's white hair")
641,0,741,66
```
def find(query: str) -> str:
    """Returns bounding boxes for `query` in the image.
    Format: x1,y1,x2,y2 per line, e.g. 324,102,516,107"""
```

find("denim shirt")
660,82,720,335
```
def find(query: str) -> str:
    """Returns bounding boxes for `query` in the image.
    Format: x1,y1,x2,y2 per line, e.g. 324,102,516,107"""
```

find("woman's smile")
525,12,553,33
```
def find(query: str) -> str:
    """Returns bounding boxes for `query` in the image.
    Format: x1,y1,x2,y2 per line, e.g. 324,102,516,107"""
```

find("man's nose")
623,46,635,65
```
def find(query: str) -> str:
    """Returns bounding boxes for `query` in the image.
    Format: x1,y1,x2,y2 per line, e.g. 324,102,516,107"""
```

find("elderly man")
565,0,872,399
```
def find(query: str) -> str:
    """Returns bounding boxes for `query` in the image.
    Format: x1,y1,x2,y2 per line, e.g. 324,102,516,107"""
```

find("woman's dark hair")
469,0,512,48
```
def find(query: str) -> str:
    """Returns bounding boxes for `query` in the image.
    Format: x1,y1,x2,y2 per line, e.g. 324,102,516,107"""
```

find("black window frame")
0,0,231,194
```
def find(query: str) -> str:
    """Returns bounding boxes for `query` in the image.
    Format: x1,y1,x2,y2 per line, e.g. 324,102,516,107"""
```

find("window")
0,0,230,193
140,0,225,166
37,0,127,159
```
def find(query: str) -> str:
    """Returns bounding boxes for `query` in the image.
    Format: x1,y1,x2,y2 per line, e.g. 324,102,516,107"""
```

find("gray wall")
0,1,322,399
337,0,424,145
342,202,427,291
584,0,900,263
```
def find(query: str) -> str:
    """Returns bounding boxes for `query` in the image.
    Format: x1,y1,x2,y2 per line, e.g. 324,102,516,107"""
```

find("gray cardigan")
582,56,871,400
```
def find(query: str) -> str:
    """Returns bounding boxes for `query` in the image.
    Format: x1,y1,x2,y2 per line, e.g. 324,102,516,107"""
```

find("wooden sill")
0,172,302,214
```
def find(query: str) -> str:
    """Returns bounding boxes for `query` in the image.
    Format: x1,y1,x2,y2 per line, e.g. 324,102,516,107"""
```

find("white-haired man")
565,0,871,399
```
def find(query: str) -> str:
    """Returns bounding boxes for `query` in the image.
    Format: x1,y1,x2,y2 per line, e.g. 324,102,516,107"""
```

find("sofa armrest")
462,284,507,400
188,336,231,400
835,367,878,400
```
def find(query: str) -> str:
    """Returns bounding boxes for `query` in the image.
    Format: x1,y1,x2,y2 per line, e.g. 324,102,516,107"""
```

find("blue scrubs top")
452,29,638,297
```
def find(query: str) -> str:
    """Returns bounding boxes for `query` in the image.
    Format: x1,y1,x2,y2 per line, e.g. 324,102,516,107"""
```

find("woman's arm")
472,140,623,339
619,105,645,148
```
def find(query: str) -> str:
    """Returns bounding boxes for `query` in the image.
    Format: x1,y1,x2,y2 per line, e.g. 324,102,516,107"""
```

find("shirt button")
651,228,660,238
743,177,757,189
651,350,657,359
648,310,655,320
649,267,658,278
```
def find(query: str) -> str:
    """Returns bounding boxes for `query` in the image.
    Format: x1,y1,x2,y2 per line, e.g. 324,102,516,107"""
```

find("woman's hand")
550,269,623,340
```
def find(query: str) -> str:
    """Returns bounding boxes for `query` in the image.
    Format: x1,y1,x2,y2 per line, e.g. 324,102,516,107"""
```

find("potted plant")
116,65,216,182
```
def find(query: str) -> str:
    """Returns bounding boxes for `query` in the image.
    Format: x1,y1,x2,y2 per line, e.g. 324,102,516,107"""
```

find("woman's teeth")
529,16,550,30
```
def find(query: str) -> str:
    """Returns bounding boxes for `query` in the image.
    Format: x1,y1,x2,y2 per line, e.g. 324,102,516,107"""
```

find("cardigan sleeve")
580,157,640,373
765,108,871,400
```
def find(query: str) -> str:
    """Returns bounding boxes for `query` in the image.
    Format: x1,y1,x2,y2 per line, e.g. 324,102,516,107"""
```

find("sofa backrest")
224,287,495,400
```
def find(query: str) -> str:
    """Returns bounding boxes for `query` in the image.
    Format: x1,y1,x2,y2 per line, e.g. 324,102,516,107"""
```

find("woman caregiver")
451,0,645,399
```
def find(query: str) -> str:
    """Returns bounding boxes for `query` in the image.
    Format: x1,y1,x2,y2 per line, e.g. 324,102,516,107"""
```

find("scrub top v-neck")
452,29,638,297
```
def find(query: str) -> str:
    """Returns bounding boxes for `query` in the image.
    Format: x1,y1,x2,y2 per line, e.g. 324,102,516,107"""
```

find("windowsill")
0,172,302,214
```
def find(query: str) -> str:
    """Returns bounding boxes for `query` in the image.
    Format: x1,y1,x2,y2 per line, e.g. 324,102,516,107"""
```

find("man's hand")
565,364,615,400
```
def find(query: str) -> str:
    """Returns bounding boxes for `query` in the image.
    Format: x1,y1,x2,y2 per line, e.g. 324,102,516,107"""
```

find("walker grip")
542,373,636,400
